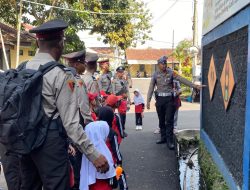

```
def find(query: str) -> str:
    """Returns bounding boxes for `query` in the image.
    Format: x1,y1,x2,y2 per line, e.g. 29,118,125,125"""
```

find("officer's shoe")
167,137,175,150
156,138,166,144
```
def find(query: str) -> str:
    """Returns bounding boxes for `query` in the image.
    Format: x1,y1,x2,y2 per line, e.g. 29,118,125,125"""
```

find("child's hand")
141,112,144,118
68,144,76,156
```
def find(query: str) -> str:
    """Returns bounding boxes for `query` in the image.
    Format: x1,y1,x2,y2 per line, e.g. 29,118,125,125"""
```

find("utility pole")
192,0,198,81
16,0,23,68
172,30,174,69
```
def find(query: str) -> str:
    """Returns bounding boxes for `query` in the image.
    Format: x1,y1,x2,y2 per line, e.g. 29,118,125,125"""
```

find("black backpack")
0,61,64,154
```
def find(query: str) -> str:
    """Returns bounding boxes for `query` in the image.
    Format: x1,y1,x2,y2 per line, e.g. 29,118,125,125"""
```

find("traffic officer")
147,56,201,150
62,50,93,190
98,58,113,94
20,19,109,190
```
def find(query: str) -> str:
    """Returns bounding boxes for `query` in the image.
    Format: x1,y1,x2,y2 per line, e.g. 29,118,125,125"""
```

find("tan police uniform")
98,71,113,94
26,52,99,161
82,71,100,94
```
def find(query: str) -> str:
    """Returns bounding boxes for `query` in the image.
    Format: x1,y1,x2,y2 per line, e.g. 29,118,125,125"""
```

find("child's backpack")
0,61,64,154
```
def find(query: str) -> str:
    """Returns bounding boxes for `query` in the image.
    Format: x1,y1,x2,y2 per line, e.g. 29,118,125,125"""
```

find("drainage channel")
176,129,204,190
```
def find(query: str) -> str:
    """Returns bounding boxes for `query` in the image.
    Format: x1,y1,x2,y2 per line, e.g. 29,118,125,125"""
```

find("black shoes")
123,131,128,137
167,137,175,150
156,139,166,144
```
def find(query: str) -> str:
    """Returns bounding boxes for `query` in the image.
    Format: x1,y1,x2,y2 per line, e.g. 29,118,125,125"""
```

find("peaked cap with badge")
29,19,68,41
62,51,86,63
157,55,168,64
116,66,125,72
98,58,110,65
85,52,99,64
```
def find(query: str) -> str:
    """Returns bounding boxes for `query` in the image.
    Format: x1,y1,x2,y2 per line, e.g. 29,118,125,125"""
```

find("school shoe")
136,126,139,130
123,131,128,137
154,128,160,134
138,126,143,130
173,127,178,134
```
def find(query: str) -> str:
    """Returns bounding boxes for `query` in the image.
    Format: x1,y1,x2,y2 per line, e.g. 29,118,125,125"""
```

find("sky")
79,0,204,49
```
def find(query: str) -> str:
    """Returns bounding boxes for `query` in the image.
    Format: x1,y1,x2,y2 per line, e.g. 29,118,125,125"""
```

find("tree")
0,0,151,52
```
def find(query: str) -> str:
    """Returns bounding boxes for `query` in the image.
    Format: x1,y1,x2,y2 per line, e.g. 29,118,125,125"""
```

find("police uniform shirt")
112,78,131,103
98,71,113,94
147,68,196,104
81,71,100,94
26,52,100,162
75,74,93,124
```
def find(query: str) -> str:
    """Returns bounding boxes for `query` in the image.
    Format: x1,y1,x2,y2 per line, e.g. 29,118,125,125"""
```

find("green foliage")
0,0,151,52
199,141,230,190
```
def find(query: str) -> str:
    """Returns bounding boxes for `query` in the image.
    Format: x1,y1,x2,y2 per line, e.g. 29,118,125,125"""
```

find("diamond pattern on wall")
220,51,235,110
208,55,217,100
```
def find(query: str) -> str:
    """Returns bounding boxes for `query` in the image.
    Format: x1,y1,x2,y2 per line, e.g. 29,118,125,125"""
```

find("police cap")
98,58,110,64
29,19,68,41
62,51,85,63
116,66,125,72
157,56,168,64
85,52,99,64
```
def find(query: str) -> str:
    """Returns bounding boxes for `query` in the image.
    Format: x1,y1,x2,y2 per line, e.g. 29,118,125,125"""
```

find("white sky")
79,0,204,48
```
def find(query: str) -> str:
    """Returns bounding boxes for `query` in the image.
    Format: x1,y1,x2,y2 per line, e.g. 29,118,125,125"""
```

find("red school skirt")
89,179,112,190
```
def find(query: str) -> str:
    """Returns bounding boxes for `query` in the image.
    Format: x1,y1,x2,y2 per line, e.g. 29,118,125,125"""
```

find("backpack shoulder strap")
38,61,65,75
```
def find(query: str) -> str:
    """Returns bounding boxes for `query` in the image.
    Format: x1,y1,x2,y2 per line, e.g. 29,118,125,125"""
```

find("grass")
199,141,229,190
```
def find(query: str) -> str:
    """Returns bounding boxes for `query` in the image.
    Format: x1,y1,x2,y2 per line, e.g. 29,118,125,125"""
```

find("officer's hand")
68,144,76,156
93,154,109,173
147,103,150,110
195,84,206,90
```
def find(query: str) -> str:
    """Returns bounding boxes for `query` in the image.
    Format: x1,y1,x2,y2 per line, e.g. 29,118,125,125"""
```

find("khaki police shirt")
26,52,100,162
98,72,113,94
147,68,196,104
81,71,100,94
75,75,93,124
112,78,131,103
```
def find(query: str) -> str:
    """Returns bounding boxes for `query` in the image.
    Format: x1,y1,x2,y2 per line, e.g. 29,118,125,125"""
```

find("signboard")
208,55,217,100
203,0,250,35
220,51,235,110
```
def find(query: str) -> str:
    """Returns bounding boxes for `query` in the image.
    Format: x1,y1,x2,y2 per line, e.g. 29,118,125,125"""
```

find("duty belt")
158,92,172,97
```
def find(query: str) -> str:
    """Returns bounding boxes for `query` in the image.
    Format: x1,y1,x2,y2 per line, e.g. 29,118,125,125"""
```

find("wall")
10,46,34,68
201,5,250,189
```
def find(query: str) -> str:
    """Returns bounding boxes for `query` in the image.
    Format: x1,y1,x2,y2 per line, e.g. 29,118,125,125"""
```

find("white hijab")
133,89,145,105
80,121,116,190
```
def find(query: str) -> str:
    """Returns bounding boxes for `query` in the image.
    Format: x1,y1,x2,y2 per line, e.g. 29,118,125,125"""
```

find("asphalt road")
120,103,200,190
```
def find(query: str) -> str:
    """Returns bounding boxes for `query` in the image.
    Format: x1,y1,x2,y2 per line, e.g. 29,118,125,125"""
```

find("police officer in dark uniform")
20,19,109,190
147,56,201,149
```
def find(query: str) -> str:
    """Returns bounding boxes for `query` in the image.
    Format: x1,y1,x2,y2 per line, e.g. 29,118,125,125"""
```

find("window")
19,50,23,56
139,64,145,72
28,51,35,56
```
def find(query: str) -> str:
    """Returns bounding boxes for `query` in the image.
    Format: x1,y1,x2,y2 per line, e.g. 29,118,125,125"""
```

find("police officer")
98,58,113,94
20,19,109,190
62,50,93,190
147,56,201,149
112,66,131,137
81,52,100,94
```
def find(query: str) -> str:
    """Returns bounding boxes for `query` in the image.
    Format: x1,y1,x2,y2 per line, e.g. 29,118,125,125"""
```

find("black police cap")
85,52,99,63
62,51,85,63
29,19,68,40
157,55,168,64
116,66,125,72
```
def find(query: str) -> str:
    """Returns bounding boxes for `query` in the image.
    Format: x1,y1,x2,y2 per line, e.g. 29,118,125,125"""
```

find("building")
125,48,179,78
0,22,36,70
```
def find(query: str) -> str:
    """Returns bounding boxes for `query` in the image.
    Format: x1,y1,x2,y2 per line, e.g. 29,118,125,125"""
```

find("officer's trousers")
155,96,176,140
20,129,69,190
2,152,21,190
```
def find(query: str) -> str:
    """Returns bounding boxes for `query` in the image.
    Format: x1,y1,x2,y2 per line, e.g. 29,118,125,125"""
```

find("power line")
152,0,180,24
22,0,140,15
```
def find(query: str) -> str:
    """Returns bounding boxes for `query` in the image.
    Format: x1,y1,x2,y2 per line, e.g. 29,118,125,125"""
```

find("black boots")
167,136,174,150
156,138,166,144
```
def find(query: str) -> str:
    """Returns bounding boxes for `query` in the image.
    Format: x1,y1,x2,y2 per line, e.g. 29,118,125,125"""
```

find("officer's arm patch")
67,80,75,92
